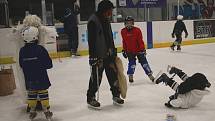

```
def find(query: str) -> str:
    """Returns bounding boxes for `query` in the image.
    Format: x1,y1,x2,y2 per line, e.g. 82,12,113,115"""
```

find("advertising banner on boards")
194,20,215,39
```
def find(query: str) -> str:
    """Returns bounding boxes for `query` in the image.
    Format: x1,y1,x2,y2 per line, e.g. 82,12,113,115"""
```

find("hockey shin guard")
38,90,50,109
127,60,136,75
27,91,38,109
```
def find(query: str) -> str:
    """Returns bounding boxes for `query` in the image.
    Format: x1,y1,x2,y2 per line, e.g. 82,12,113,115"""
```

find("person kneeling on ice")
155,65,211,109
121,16,154,83
19,26,53,120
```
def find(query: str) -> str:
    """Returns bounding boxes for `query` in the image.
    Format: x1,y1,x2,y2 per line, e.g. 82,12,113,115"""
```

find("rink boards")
1,19,215,64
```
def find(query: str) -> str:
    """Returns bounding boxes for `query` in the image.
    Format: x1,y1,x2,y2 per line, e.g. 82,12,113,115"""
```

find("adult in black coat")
86,0,124,109
63,4,80,56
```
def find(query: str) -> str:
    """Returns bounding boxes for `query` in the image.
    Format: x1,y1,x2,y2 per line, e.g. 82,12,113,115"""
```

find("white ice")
0,43,215,121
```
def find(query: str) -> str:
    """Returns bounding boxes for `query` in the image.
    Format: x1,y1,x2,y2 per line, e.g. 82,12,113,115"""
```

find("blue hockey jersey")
19,43,53,90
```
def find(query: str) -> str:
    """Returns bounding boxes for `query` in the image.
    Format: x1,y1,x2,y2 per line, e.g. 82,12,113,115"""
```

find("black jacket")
63,10,79,33
19,43,53,90
172,20,188,36
87,13,116,59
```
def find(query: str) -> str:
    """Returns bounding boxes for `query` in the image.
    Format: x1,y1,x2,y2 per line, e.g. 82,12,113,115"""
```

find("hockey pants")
127,53,152,76
171,34,182,49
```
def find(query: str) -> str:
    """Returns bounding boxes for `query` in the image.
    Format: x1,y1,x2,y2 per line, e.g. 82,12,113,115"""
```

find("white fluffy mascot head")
13,15,58,46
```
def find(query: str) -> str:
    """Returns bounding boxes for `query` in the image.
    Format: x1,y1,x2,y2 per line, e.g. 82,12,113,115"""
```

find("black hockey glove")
185,33,188,38
122,50,127,58
171,33,175,38
89,58,101,66
169,93,178,100
138,50,147,56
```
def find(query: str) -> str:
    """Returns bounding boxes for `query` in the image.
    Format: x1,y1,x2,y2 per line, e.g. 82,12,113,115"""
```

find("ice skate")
155,73,170,84
44,110,53,121
167,65,182,75
170,45,175,51
113,97,124,106
148,74,155,82
176,45,181,52
29,111,37,120
87,98,101,110
128,75,134,83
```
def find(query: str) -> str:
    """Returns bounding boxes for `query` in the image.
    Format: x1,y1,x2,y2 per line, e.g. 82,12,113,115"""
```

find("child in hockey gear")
87,0,124,109
121,16,154,83
19,26,53,119
171,15,188,51
155,66,211,109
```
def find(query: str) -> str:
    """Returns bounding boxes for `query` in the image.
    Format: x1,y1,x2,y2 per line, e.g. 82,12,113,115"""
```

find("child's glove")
122,50,127,58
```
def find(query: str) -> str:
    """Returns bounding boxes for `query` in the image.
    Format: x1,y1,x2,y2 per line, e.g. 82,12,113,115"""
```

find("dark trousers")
67,26,79,52
171,34,182,47
87,58,120,100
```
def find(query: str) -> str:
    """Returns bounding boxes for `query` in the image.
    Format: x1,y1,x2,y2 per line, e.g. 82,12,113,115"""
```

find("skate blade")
154,70,163,84
87,104,101,110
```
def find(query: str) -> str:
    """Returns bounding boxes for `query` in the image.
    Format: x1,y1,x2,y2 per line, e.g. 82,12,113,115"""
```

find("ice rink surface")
0,43,215,121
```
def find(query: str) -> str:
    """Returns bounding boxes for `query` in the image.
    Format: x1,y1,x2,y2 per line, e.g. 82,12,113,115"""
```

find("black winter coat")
172,20,188,36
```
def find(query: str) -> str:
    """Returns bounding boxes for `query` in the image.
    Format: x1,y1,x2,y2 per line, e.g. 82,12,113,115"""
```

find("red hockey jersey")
121,26,145,54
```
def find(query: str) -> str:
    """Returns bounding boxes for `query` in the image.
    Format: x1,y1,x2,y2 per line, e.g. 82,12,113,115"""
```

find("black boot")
170,44,175,51
113,97,124,105
155,73,170,84
177,45,181,51
87,97,101,109
167,65,182,75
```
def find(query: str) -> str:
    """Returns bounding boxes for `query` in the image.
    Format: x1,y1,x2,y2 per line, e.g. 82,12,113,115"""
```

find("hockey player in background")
19,26,53,120
171,15,188,51
121,16,154,83
155,65,211,109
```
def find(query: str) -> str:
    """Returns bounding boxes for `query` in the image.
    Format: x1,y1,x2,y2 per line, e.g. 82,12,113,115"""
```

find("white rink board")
152,20,194,43
78,22,147,51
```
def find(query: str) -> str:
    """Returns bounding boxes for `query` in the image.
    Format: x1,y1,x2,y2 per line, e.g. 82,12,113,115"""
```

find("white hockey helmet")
22,26,39,43
177,15,183,20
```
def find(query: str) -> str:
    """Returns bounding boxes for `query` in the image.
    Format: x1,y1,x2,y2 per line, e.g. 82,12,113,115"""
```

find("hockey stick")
90,65,100,101
96,65,100,101
56,40,62,63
